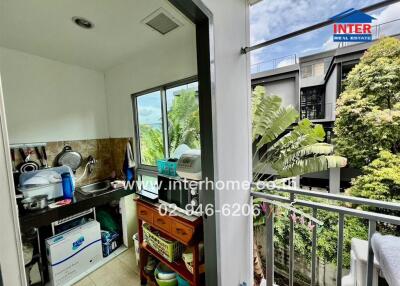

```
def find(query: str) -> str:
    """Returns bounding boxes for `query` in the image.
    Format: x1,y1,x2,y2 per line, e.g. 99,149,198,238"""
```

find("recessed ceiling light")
72,17,94,29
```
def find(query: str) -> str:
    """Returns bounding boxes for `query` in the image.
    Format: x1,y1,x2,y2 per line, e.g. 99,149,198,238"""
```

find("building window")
301,62,325,78
136,90,164,166
300,85,325,120
166,82,199,156
313,62,325,77
301,65,313,78
132,77,199,171
341,61,358,81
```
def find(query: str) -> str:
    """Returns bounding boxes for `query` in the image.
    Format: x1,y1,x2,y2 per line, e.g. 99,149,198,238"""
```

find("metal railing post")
366,220,376,286
311,208,318,286
265,204,274,286
336,213,344,286
289,193,295,286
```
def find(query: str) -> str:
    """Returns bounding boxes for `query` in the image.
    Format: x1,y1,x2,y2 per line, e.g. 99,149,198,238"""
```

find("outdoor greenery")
347,151,400,204
251,86,347,284
253,36,400,281
139,89,200,165
251,38,400,284
252,86,347,178
335,37,400,207
334,37,400,169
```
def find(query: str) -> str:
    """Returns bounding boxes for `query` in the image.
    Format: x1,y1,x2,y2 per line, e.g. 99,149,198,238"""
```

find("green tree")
140,89,200,165
334,37,400,168
346,150,400,203
252,86,347,284
139,125,164,165
252,85,347,179
168,90,200,154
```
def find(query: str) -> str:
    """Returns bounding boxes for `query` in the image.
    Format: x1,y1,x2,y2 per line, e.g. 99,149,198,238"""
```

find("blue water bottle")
61,172,74,199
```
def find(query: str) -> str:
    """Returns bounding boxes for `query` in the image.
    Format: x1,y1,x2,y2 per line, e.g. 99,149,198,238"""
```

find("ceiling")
0,0,195,71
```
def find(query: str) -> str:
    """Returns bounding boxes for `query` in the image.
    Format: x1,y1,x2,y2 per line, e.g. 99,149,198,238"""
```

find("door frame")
0,75,26,285
0,1,217,285
167,1,218,285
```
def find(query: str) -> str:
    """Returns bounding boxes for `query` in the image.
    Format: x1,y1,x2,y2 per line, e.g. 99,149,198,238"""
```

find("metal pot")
21,195,48,210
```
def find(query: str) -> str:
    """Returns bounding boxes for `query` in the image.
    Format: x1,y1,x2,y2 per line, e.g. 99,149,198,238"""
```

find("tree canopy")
252,86,346,178
334,37,400,168
139,89,200,165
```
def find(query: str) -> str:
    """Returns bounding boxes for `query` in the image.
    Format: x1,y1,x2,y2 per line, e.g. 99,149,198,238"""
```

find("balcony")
251,186,400,286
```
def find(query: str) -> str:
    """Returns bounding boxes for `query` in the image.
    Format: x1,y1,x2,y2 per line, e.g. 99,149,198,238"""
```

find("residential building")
251,34,400,192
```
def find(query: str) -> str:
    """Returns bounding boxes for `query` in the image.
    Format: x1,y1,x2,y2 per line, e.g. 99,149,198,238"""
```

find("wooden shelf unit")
136,199,204,286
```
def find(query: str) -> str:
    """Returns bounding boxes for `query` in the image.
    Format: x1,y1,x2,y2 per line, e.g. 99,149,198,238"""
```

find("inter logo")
330,9,376,42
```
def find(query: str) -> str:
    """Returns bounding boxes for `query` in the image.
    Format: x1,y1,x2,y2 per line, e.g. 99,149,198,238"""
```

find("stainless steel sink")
77,180,111,196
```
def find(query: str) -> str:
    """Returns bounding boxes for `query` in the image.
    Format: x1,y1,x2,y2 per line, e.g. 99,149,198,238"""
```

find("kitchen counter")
18,187,135,230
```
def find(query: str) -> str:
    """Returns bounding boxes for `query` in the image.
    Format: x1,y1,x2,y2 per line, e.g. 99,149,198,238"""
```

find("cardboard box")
46,220,102,286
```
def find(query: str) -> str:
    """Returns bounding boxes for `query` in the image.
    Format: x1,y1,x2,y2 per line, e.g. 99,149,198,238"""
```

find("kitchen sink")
76,180,111,196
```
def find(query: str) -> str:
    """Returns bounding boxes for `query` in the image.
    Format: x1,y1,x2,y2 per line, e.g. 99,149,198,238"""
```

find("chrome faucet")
87,155,96,174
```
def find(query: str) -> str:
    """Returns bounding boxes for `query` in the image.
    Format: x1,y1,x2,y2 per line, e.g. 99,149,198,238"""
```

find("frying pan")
56,146,82,172
18,148,39,173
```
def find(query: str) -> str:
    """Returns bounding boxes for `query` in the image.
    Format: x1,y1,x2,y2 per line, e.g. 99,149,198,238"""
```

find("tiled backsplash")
12,138,132,186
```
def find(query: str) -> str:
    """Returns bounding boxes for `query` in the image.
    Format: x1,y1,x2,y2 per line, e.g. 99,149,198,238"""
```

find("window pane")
301,65,313,78
313,62,325,77
166,82,200,157
136,91,164,166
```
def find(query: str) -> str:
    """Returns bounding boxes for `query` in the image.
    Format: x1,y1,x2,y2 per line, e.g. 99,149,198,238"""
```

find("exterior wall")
264,78,298,110
325,65,338,121
299,59,326,88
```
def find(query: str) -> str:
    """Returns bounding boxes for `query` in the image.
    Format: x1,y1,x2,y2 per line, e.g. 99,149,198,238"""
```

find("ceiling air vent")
142,8,182,35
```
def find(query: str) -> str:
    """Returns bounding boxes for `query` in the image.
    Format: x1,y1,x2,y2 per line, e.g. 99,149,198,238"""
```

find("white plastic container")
19,183,63,200
46,221,102,286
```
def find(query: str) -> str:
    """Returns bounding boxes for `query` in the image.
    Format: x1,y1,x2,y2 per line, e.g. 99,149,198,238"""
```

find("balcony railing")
251,186,400,286
251,18,400,74
338,18,400,48
251,54,297,74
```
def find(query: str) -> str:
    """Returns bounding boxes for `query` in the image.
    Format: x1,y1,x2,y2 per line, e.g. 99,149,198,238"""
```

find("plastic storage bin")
143,223,183,262
101,231,120,257
157,159,178,177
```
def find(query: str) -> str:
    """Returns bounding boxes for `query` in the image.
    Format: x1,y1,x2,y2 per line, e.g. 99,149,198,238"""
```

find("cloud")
372,2,400,37
249,0,391,69
276,57,296,68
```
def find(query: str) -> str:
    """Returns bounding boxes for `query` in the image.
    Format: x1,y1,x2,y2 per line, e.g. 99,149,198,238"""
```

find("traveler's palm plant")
252,86,347,181
251,86,347,285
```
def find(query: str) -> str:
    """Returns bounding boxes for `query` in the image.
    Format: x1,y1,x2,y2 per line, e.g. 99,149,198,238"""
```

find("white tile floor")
73,247,141,286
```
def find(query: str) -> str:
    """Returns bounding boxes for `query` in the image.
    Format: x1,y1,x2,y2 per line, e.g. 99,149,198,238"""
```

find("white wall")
199,0,253,285
325,65,337,121
0,47,109,144
104,33,197,138
265,78,298,110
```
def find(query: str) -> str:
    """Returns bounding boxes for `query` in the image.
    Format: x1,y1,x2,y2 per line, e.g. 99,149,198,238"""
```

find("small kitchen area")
0,0,205,285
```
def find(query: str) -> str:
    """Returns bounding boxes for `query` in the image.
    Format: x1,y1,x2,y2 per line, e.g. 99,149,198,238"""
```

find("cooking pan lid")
57,146,82,171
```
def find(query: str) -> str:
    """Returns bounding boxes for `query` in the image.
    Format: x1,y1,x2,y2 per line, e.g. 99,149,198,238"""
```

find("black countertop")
18,187,135,230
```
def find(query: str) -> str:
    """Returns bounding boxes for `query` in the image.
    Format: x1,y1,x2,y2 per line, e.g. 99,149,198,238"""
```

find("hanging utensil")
35,147,45,168
10,148,16,172
56,146,82,172
42,146,48,168
17,148,39,173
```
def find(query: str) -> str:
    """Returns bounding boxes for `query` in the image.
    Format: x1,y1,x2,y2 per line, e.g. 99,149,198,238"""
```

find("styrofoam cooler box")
46,220,102,286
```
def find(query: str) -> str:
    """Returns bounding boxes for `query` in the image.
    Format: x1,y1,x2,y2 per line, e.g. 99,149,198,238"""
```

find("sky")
250,0,400,72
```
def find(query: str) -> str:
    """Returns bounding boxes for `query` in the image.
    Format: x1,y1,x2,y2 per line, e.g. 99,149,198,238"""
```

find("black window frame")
131,75,198,174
